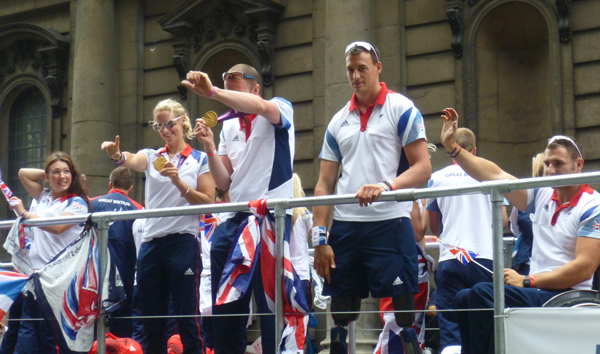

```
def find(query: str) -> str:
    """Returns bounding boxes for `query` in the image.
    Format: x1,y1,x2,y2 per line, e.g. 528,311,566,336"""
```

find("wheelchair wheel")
542,289,600,307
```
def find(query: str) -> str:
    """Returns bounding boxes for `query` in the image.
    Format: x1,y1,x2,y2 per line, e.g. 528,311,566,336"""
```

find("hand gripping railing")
2,171,600,354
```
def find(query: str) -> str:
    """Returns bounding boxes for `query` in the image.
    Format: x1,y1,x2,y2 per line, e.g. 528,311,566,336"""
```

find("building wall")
1,0,600,207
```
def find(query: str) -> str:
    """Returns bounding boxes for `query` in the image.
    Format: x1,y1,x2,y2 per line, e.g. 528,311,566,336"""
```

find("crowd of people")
2,40,600,354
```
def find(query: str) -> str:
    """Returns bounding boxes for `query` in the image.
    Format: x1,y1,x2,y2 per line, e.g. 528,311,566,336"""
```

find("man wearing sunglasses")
440,108,600,353
182,65,294,354
312,41,432,354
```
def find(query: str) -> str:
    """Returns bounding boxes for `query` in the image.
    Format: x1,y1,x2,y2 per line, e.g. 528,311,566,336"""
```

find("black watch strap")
523,277,531,288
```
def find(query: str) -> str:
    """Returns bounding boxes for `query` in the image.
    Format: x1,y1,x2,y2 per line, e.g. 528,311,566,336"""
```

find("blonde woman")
101,98,215,354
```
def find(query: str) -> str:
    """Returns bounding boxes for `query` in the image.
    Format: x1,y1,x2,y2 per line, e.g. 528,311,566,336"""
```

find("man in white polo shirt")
439,108,600,354
426,128,507,354
183,64,294,354
312,41,432,354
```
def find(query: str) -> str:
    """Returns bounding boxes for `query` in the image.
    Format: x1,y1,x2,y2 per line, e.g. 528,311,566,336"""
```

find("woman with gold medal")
101,98,215,354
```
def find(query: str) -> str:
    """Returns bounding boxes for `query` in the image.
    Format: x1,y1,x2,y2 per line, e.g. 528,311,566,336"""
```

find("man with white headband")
440,108,600,354
313,41,432,354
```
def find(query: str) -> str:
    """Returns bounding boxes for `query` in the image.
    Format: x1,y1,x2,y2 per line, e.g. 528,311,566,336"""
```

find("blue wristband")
311,226,328,247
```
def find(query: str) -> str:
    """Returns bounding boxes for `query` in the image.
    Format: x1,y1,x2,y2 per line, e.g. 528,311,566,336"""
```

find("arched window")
7,87,47,207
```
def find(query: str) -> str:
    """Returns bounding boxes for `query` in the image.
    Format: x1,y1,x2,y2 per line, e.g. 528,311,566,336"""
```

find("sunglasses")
222,72,259,82
152,116,182,131
345,41,380,63
547,135,582,158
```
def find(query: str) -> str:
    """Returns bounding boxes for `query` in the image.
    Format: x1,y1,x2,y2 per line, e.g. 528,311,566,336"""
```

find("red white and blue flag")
440,241,493,274
0,270,29,322
216,200,311,353
32,222,125,354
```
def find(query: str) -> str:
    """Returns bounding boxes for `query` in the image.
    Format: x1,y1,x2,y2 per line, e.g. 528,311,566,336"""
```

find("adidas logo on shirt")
232,135,240,142
184,268,194,276
340,120,349,127
392,277,403,286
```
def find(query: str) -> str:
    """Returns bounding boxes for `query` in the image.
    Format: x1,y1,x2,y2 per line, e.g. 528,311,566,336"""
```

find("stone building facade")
1,0,600,351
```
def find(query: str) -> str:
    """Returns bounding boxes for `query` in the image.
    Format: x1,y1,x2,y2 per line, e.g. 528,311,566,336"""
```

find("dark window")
7,87,47,209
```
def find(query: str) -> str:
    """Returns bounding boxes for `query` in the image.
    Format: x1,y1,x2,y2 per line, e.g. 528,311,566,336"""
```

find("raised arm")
18,168,45,201
101,135,148,172
440,108,528,210
193,119,234,191
182,71,281,125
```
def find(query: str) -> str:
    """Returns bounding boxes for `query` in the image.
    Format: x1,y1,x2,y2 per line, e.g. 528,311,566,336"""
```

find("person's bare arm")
193,119,233,191
312,159,341,283
502,206,509,230
421,199,430,236
182,71,281,124
101,136,148,172
429,210,441,237
355,138,432,206
18,169,45,201
505,237,600,289
410,201,425,242
440,108,527,210
313,160,340,228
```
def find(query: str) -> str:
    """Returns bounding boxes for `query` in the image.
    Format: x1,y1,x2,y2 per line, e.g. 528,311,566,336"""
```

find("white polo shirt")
29,189,88,269
141,144,209,241
218,97,295,205
527,185,600,290
320,83,427,222
426,164,504,262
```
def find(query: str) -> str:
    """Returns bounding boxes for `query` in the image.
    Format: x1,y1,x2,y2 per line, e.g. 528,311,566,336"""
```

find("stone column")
324,0,373,120
321,1,381,353
70,0,116,197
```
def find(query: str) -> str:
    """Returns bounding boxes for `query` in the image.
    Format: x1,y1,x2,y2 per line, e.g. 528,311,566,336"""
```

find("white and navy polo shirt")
426,164,507,262
528,184,600,290
319,83,427,222
218,97,295,204
29,189,88,269
141,144,209,241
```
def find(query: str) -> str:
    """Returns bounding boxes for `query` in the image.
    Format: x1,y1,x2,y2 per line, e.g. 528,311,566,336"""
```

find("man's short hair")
228,64,261,87
345,45,380,65
547,136,583,161
456,128,476,152
110,167,133,190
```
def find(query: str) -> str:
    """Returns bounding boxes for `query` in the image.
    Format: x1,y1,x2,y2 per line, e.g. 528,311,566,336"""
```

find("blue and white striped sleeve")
271,97,293,130
397,106,427,147
218,129,227,156
319,128,342,162
425,179,439,212
578,202,600,239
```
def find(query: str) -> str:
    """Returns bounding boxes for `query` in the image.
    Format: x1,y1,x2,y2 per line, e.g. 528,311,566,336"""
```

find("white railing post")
348,320,356,353
96,217,109,354
274,203,286,350
491,187,506,354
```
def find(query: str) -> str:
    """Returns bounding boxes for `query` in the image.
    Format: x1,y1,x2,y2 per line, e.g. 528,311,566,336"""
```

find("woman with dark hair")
8,151,90,354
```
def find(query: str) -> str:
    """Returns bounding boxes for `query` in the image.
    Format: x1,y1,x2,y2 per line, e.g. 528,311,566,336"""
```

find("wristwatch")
523,276,531,288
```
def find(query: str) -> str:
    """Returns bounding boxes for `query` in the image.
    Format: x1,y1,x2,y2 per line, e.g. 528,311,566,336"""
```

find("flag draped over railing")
215,200,311,353
32,221,125,354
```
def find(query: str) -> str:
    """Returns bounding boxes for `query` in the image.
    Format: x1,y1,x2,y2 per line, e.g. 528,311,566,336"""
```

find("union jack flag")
593,221,600,231
200,214,219,243
216,200,310,353
61,230,99,340
0,270,29,322
417,123,424,132
448,247,478,265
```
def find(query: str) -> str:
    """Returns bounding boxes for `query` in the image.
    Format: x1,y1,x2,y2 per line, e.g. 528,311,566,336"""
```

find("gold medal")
153,156,167,171
203,111,218,128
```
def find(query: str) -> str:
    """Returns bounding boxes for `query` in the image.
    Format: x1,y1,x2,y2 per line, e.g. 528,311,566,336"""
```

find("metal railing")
2,171,600,354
